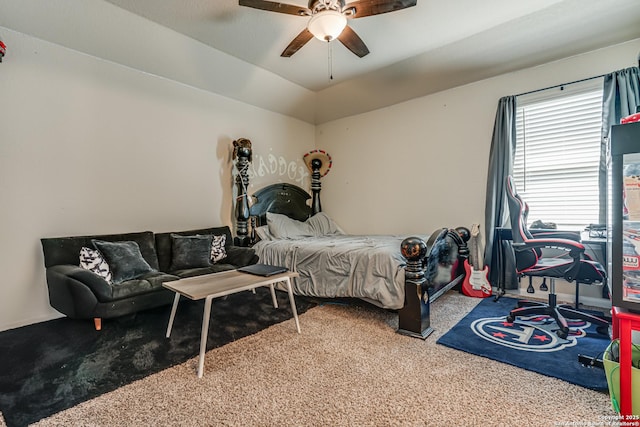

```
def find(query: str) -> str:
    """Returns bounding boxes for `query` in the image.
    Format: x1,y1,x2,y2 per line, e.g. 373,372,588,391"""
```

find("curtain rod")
515,73,607,98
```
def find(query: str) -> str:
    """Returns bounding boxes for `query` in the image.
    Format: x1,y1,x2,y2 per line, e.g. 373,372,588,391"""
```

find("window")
513,78,604,230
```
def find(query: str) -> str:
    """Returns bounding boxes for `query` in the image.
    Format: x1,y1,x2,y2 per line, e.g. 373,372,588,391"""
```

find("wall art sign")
248,153,309,187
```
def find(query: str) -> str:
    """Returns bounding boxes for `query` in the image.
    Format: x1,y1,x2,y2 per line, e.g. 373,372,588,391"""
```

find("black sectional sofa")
41,226,258,330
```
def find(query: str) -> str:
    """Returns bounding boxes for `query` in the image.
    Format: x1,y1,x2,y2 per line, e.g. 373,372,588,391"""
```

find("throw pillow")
211,234,227,263
79,246,113,284
91,240,155,284
170,234,214,270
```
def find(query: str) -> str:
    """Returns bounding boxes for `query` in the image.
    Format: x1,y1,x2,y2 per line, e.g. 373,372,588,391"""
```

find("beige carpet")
15,292,613,426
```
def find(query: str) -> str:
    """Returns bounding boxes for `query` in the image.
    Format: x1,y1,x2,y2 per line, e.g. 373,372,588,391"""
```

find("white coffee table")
163,269,301,378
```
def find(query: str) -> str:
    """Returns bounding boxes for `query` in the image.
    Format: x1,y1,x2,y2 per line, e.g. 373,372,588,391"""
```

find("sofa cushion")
169,233,214,270
41,231,160,270
79,247,113,284
109,271,179,301
225,246,259,267
170,263,238,278
92,240,156,285
155,226,233,273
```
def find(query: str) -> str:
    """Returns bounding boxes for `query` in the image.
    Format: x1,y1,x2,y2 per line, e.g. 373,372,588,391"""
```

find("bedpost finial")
233,138,252,162
454,226,471,243
401,237,427,262
311,158,322,171
303,149,332,177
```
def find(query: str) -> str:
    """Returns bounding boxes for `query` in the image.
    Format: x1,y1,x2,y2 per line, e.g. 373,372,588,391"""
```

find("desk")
581,231,607,263
612,307,640,416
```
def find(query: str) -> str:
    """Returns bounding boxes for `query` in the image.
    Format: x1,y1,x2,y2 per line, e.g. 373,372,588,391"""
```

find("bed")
238,182,468,339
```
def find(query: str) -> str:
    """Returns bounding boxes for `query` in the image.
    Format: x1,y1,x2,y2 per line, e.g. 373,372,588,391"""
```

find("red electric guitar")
461,223,492,298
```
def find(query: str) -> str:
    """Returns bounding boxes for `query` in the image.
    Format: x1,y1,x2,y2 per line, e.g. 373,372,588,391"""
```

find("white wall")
317,39,640,236
0,29,315,331
0,0,317,124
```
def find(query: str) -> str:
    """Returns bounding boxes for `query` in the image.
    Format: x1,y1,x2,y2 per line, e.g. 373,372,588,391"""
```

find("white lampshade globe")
308,10,347,41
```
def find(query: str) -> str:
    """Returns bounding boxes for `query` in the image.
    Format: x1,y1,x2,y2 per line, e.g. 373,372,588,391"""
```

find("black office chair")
505,175,609,339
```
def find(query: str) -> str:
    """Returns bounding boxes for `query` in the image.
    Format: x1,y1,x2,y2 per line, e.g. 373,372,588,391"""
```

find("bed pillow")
306,212,345,236
210,234,227,263
79,247,113,284
254,225,274,241
170,234,214,270
267,212,314,239
91,240,155,284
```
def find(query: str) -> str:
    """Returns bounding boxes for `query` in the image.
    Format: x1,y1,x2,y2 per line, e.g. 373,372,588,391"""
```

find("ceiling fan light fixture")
308,10,347,41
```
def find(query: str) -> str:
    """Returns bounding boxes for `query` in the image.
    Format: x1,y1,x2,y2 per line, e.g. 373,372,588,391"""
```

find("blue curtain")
484,96,518,289
599,67,640,221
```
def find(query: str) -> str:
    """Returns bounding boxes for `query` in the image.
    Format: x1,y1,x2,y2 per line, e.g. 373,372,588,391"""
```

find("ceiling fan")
239,0,417,58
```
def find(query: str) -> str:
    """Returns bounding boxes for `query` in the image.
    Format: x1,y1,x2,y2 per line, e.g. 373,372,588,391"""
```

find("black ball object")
311,158,322,170
401,237,427,261
455,226,471,242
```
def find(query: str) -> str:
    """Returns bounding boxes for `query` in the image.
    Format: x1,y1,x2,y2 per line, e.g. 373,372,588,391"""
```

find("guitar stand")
493,227,510,303
492,245,507,302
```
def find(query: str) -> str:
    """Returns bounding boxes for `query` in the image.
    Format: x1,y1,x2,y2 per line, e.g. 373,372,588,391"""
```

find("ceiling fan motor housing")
309,0,346,14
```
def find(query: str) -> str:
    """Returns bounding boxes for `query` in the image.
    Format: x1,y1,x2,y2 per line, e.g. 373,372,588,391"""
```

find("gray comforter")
252,235,415,310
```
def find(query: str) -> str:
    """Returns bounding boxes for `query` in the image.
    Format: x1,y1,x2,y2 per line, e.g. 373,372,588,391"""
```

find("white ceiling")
102,0,640,90
2,0,640,123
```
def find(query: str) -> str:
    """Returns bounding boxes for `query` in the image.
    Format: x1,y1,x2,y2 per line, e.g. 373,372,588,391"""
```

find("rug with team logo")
436,296,610,390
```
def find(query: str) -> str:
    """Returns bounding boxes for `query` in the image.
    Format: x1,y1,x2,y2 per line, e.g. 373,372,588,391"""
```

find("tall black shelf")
609,121,640,312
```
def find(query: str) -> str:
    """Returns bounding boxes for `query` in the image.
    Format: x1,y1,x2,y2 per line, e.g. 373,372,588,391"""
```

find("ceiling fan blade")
239,0,311,16
281,28,314,57
344,0,417,18
338,26,370,58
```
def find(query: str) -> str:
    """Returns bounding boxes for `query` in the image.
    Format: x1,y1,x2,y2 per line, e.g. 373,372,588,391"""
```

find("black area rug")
0,288,315,427
437,296,610,390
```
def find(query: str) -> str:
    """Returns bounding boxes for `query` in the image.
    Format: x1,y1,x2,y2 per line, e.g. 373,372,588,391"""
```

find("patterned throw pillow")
210,234,227,263
79,246,113,284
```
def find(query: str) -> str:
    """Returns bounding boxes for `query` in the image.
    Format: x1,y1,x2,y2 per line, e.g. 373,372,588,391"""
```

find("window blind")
513,79,604,230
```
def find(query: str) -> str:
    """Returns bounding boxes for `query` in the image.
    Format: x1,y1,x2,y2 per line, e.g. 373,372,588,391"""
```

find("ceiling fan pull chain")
328,41,333,80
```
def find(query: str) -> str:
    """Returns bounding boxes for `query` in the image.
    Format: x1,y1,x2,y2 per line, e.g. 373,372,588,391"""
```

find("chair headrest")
507,175,517,197
506,175,534,243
